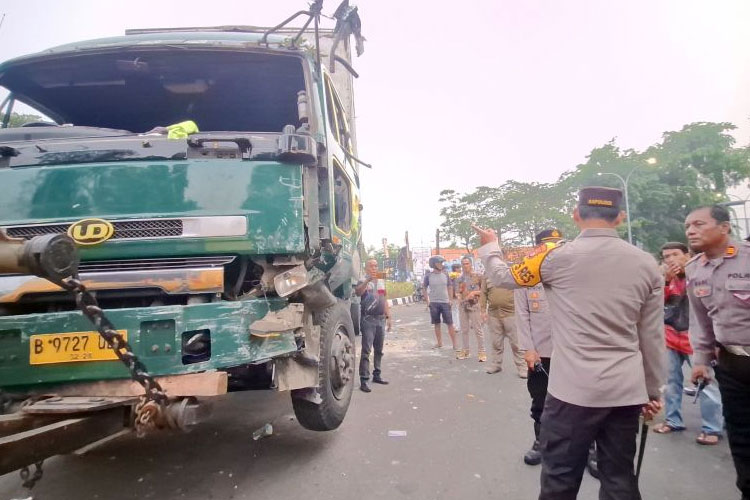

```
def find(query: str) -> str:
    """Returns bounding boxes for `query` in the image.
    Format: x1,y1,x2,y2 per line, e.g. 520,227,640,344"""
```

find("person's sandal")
653,423,682,434
696,432,720,445
478,351,487,362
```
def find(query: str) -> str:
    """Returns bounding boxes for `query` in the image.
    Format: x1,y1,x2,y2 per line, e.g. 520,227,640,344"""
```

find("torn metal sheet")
249,302,304,333
274,313,320,392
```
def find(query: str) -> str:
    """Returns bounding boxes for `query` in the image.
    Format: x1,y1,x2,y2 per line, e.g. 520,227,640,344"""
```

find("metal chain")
11,275,168,494
55,276,168,434
19,461,43,490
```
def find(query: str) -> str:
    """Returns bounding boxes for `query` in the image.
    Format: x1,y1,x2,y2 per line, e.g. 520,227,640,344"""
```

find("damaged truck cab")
0,22,364,434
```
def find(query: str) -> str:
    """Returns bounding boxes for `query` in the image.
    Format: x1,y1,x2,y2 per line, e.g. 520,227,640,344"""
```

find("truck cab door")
322,73,360,257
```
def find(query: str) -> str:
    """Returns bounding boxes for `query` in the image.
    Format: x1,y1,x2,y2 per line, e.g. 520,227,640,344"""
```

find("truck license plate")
29,330,127,365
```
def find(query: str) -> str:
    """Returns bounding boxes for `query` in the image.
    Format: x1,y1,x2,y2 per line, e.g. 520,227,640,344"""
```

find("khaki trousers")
486,313,526,372
459,307,484,354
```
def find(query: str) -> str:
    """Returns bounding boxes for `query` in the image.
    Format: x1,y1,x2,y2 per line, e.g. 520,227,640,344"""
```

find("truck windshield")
0,49,306,133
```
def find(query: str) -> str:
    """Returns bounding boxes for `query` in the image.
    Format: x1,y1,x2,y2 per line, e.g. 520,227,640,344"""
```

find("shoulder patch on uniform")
509,241,560,287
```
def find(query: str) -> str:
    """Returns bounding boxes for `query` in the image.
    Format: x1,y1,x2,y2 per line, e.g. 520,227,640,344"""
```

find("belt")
724,345,750,357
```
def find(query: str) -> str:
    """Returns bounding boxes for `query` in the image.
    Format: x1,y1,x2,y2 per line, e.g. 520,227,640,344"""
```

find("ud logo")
67,219,114,246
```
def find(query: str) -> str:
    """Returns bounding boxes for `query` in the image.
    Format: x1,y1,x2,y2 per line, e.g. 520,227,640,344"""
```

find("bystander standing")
456,257,486,361
354,258,392,393
424,256,459,355
653,241,723,445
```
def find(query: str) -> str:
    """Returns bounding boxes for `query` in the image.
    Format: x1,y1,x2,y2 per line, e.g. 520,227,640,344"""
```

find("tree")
659,122,749,193
4,112,43,128
491,181,575,246
438,182,576,248
369,244,401,273
437,122,750,255
438,189,481,251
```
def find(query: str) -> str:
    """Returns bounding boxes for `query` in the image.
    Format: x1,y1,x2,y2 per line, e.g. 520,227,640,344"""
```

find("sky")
1,0,750,250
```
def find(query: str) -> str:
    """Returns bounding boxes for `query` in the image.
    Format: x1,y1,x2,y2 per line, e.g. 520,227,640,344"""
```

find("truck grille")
4,219,183,240
77,255,236,273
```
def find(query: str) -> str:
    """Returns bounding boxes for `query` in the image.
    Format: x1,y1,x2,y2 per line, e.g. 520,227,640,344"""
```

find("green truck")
0,2,367,471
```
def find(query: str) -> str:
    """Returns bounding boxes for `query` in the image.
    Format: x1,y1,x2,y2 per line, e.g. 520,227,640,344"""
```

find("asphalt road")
0,303,739,500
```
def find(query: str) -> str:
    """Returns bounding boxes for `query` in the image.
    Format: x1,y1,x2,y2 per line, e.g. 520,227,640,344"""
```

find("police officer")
474,187,664,500
515,228,600,477
685,205,750,499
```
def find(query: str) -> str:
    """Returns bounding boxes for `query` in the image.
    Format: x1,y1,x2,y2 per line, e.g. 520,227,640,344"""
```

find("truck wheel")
292,300,355,431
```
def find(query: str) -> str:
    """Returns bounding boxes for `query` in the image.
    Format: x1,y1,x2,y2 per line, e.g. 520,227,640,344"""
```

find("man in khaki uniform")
474,187,664,500
457,257,486,361
481,271,526,376
685,205,750,499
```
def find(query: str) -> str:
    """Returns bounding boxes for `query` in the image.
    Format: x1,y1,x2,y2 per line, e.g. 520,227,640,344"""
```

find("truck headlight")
273,265,309,297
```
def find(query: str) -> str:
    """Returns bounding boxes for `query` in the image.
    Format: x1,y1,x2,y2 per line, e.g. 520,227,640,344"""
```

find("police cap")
578,186,623,210
535,228,563,245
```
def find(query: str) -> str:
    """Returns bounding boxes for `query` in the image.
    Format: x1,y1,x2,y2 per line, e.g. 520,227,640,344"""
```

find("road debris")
252,423,274,440
388,430,408,437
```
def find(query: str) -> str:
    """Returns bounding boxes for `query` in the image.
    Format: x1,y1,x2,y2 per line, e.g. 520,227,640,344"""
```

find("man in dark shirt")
355,258,392,393
653,241,723,445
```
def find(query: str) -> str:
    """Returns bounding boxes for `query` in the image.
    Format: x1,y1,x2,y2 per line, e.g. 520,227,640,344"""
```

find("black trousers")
527,357,552,439
539,395,641,500
359,315,385,381
716,348,750,498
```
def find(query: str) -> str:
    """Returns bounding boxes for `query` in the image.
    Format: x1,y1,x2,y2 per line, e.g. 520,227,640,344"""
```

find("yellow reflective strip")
509,242,557,287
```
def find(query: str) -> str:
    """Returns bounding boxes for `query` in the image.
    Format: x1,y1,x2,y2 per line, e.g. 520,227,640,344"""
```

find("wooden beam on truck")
0,408,125,476
41,371,228,398
0,413,65,439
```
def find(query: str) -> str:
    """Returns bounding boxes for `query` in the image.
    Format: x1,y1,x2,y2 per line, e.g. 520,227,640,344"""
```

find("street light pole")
597,158,656,245
597,171,632,244
720,195,750,239
725,194,750,239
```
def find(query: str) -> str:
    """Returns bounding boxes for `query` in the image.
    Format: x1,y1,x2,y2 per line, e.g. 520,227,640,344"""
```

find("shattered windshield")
0,49,306,133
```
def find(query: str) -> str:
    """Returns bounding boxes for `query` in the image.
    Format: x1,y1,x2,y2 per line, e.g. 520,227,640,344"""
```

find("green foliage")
439,189,479,251
385,281,414,299
439,122,750,253
4,112,43,128
368,244,401,272
439,182,576,248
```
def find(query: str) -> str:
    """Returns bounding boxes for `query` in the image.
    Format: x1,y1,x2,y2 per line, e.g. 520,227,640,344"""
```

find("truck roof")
0,28,319,71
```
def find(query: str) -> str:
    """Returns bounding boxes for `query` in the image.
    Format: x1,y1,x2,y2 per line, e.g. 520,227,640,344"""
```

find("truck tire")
292,300,355,431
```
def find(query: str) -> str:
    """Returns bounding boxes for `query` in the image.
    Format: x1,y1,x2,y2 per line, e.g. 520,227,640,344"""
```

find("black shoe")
587,454,600,479
523,440,542,466
360,381,371,393
373,376,389,385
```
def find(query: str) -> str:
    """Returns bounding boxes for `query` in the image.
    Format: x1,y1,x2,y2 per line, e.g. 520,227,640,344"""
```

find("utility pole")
382,238,389,279
404,231,411,272
435,229,440,256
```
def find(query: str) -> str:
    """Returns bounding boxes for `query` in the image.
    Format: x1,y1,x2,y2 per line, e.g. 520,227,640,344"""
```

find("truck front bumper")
0,298,297,391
